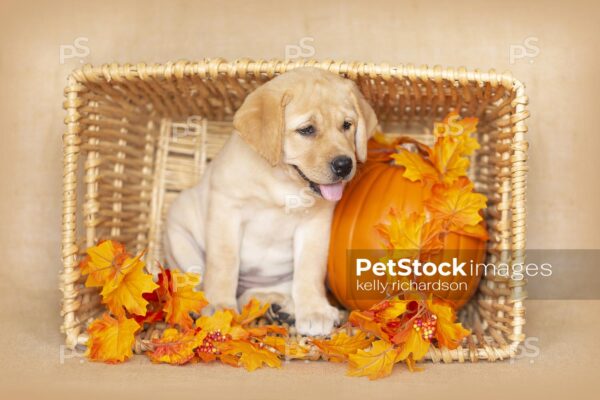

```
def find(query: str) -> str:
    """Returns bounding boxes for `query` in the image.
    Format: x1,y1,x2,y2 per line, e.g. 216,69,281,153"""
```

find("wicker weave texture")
60,59,529,363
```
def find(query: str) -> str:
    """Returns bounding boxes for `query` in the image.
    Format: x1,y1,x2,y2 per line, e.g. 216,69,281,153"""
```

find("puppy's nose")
330,156,353,178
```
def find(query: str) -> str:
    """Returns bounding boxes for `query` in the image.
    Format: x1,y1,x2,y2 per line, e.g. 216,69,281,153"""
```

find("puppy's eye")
297,125,316,136
342,121,352,131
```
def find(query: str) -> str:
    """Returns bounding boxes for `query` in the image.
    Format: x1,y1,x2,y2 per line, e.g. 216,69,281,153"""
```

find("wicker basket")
60,59,529,363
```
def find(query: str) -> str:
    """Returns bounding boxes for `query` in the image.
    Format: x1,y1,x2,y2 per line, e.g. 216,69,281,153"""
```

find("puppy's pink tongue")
319,182,346,201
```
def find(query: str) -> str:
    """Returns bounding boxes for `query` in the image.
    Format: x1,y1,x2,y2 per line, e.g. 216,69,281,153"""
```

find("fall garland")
79,113,484,380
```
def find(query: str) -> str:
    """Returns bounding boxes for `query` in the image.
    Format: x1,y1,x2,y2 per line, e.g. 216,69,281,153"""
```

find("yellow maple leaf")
377,299,409,321
195,309,234,332
347,340,401,380
428,136,470,185
312,331,374,362
261,336,287,353
391,148,439,182
376,210,444,258
437,112,480,157
425,179,487,231
220,340,281,371
80,240,128,289
163,269,208,329
395,327,431,362
86,313,140,363
147,328,203,365
101,256,159,317
236,298,269,325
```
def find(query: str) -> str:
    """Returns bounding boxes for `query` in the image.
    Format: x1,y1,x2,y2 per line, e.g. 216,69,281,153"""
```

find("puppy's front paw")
295,303,340,336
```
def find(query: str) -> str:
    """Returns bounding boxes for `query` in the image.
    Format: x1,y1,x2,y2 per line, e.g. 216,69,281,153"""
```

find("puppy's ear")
350,84,378,163
233,85,292,166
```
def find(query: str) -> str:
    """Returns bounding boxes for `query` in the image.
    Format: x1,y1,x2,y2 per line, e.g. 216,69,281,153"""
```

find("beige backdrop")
1,0,599,398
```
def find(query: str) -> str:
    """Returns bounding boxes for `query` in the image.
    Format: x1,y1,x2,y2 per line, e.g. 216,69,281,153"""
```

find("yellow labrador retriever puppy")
164,67,377,335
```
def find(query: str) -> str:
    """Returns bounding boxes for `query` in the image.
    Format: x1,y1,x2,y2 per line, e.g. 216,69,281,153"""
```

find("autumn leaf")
79,240,128,289
425,178,487,231
261,336,287,353
391,148,439,182
312,331,374,362
427,299,470,349
236,298,269,325
147,328,203,365
101,255,159,317
347,340,401,380
220,341,282,371
195,309,234,333
348,310,389,341
377,299,409,321
428,136,470,185
436,112,480,156
162,269,208,329
376,210,444,258
395,327,431,362
246,325,288,338
86,313,140,363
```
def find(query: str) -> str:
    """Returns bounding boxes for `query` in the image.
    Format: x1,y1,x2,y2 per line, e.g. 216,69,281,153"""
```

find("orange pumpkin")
327,141,487,311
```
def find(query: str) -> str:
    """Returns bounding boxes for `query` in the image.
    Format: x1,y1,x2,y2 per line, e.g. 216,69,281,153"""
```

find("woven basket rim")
66,58,524,91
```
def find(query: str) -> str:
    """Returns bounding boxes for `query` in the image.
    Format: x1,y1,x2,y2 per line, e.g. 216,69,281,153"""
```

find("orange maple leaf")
312,331,374,362
347,340,402,380
235,298,270,325
79,240,128,289
86,313,140,363
425,178,487,231
161,269,208,329
100,255,159,317
147,328,203,365
220,340,282,371
427,298,471,349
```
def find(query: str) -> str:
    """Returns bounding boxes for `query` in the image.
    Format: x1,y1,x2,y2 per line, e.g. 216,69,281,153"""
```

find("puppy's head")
233,67,377,201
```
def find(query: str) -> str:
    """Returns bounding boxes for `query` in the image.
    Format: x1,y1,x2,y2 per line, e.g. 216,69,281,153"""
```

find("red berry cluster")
412,314,437,341
197,330,231,354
